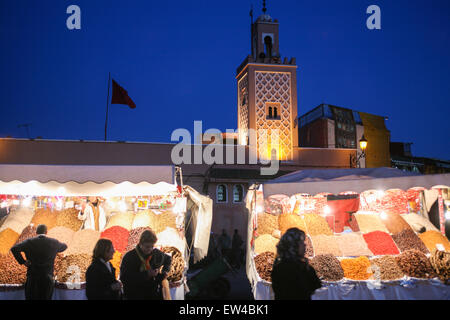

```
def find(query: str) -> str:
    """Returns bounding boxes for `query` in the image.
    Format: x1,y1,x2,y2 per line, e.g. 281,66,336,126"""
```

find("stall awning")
0,164,177,196
262,167,450,197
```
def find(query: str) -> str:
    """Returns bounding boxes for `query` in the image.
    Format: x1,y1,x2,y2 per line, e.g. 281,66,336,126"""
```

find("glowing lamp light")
1,201,7,208
359,135,368,152
56,199,63,211
324,205,331,216
12,199,20,206
57,187,66,195
380,211,388,220
445,210,450,220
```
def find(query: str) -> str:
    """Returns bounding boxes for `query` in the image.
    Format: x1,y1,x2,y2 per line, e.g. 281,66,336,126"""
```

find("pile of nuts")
395,249,436,279
392,229,428,254
0,253,27,284
16,225,37,244
257,212,279,236
303,214,333,236
309,254,344,281
55,253,92,283
370,255,404,280
31,208,59,230
337,233,372,257
311,235,342,256
56,208,83,231
254,234,278,255
254,251,275,282
278,214,307,235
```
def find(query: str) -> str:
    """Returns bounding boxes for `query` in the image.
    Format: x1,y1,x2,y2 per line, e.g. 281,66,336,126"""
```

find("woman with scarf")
120,229,172,300
271,228,321,300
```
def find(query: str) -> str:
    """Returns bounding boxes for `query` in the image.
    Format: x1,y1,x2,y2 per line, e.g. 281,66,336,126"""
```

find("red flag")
111,79,136,109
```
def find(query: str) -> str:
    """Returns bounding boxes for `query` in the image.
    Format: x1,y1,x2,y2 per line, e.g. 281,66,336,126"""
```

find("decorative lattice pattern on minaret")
238,73,249,145
255,71,293,160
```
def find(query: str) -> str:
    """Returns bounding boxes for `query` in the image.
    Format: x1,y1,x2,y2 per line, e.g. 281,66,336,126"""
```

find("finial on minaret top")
262,0,267,14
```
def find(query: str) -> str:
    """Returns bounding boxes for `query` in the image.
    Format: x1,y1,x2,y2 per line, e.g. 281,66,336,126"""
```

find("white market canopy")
0,164,178,196
262,167,450,197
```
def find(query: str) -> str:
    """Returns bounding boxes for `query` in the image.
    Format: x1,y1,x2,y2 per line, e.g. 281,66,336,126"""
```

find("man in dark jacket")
120,229,172,300
10,224,67,300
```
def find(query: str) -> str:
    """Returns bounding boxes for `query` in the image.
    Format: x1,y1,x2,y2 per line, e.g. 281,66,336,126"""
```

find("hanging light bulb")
324,205,331,216
380,211,387,220
119,199,127,212
22,196,32,208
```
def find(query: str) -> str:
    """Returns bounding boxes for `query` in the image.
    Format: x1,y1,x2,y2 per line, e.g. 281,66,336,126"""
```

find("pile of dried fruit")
256,212,279,236
56,208,83,231
105,212,135,231
370,256,404,280
303,214,333,236
354,212,389,234
16,224,37,244
0,228,19,255
337,233,372,257
55,253,91,283
395,249,436,279
363,231,400,256
254,251,275,282
418,230,450,252
278,214,307,235
381,212,411,235
254,234,278,255
340,256,373,280
309,254,344,281
31,208,59,230
65,229,100,256
0,253,27,284
125,227,153,252
100,226,130,254
161,246,185,282
429,249,450,283
392,229,428,254
310,235,342,256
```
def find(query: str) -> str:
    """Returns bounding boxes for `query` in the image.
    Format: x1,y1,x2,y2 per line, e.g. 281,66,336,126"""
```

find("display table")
0,283,185,300
251,278,450,300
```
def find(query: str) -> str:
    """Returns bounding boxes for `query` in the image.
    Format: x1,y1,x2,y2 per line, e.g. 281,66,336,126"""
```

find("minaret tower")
236,1,298,161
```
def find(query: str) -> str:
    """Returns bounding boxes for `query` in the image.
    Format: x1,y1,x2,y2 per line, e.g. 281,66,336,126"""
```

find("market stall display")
0,253,27,284
0,164,213,300
246,168,450,300
254,252,275,282
256,212,279,236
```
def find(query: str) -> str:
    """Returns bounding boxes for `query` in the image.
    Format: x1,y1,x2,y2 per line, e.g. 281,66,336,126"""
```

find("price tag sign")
436,244,445,252
137,199,149,210
173,197,187,213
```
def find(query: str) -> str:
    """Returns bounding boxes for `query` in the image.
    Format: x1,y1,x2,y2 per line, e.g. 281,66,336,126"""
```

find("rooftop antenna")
17,123,32,139
262,0,267,14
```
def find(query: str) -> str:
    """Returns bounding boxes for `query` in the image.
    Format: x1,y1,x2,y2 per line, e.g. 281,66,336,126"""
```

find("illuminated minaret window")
236,1,298,161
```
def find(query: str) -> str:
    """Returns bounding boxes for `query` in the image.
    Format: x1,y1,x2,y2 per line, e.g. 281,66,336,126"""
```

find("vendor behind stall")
78,196,106,232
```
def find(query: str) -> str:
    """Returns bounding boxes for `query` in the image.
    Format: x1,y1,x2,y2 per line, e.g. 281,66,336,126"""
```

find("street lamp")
351,135,368,168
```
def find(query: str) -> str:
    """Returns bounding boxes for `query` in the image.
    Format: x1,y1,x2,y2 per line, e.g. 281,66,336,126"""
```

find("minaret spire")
262,0,267,14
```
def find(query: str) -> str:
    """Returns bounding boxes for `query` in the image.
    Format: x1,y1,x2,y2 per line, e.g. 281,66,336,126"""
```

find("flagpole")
104,72,111,141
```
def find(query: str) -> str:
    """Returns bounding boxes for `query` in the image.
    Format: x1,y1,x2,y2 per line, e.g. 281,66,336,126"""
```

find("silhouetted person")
218,229,231,258
86,239,122,300
231,229,243,268
10,224,67,300
271,228,321,300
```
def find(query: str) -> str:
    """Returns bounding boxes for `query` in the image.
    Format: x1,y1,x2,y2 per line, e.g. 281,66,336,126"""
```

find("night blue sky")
1,0,449,160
